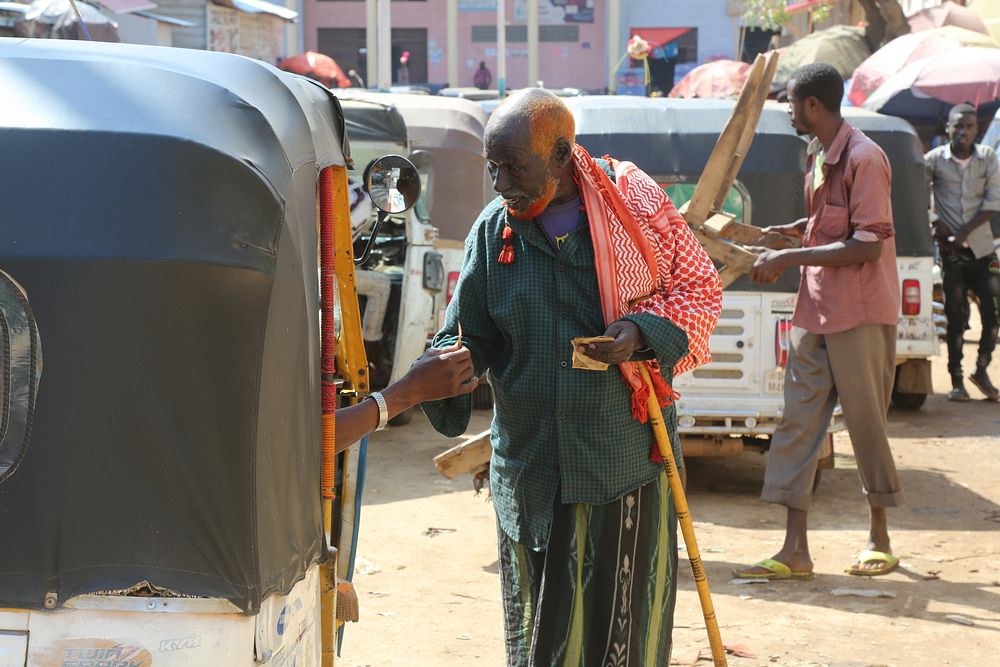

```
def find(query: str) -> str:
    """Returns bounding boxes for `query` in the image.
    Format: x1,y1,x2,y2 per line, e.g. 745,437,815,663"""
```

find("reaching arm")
335,342,478,453
749,238,883,284
421,215,504,437
753,148,892,284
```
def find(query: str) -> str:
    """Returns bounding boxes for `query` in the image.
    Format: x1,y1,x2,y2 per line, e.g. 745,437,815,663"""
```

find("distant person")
474,61,492,90
735,63,904,580
397,50,411,85
925,104,1000,402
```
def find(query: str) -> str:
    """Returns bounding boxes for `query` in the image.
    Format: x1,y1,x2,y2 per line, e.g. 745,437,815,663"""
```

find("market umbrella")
969,0,1000,45
908,1,989,35
773,25,871,89
848,26,998,107
278,51,351,89
863,48,1000,127
15,0,119,41
669,59,751,99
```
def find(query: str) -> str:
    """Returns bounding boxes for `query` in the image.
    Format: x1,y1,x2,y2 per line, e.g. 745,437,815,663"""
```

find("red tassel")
498,224,515,264
630,382,651,424
648,367,680,407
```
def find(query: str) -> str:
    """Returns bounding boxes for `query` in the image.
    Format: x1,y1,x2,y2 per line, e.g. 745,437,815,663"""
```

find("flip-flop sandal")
846,549,900,577
733,558,814,581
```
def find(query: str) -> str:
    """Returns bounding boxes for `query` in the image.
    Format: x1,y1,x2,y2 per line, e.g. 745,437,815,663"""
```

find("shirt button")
560,360,568,368
558,412,567,420
558,264,566,272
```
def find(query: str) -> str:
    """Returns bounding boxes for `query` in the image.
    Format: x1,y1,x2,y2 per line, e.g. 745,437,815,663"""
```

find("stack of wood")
679,50,798,288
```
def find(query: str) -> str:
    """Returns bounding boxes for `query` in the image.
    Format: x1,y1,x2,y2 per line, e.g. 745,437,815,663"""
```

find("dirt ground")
341,324,1000,667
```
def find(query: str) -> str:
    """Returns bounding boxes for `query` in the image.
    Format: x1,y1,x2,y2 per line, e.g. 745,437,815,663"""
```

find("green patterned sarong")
497,472,677,667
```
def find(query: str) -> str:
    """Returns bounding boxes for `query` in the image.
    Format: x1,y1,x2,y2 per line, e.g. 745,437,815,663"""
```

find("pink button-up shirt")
794,121,900,334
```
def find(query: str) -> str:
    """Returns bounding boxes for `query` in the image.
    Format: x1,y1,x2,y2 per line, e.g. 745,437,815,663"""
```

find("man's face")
485,125,558,221
786,84,812,137
948,112,978,153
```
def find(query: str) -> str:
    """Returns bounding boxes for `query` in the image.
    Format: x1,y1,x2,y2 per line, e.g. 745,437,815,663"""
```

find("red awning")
629,27,691,49
99,0,158,14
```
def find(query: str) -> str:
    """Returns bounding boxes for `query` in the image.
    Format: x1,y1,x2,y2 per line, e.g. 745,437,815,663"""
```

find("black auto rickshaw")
0,37,393,666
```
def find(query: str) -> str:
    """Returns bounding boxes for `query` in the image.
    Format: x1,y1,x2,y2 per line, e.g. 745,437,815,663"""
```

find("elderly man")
422,89,722,666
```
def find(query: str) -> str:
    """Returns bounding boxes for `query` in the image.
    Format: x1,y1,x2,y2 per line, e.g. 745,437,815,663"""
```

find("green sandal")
846,549,900,577
733,558,814,580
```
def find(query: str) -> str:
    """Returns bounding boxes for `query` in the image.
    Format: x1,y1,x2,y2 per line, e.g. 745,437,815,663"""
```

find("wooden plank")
713,51,780,212
700,211,736,238
432,430,492,479
692,229,757,273
718,265,746,288
681,436,743,458
684,53,771,227
719,221,801,250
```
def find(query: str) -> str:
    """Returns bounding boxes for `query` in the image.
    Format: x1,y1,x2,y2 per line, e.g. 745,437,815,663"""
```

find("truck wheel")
891,390,927,411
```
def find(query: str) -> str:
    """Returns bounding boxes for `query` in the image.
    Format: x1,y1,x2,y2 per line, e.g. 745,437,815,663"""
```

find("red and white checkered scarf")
573,145,722,439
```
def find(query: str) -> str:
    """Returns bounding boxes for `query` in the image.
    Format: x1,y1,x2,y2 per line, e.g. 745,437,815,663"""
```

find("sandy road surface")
341,334,999,667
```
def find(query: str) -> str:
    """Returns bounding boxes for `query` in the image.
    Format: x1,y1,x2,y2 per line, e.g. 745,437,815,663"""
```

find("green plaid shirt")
422,196,689,549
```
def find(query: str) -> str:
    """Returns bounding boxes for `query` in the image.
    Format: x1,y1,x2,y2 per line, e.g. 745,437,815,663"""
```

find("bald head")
486,88,576,158
484,89,579,220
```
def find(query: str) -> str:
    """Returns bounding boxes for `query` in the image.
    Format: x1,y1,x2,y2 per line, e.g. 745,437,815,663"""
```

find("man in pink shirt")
734,63,904,580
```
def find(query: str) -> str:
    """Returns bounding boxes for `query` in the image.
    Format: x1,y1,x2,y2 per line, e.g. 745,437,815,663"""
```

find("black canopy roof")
567,97,932,293
0,37,349,612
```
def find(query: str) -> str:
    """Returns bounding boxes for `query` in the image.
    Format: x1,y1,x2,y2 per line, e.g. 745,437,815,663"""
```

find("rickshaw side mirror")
356,155,422,265
365,154,421,214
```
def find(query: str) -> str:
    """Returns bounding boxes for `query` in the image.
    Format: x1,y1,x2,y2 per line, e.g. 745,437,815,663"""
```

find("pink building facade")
302,0,608,91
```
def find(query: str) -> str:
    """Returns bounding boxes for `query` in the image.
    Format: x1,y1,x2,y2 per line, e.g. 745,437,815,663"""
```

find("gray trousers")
762,324,904,512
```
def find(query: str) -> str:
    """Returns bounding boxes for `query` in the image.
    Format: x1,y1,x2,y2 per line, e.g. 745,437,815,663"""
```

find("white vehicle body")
0,566,323,667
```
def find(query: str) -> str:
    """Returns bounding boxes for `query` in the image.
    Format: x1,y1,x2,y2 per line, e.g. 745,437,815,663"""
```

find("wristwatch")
368,391,389,431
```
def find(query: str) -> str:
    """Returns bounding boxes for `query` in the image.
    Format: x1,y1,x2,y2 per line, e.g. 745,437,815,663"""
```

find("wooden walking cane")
650,49,781,667
639,366,727,667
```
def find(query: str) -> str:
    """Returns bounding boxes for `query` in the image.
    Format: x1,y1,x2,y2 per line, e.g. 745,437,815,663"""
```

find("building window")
676,28,698,63
471,25,579,43
318,27,428,84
